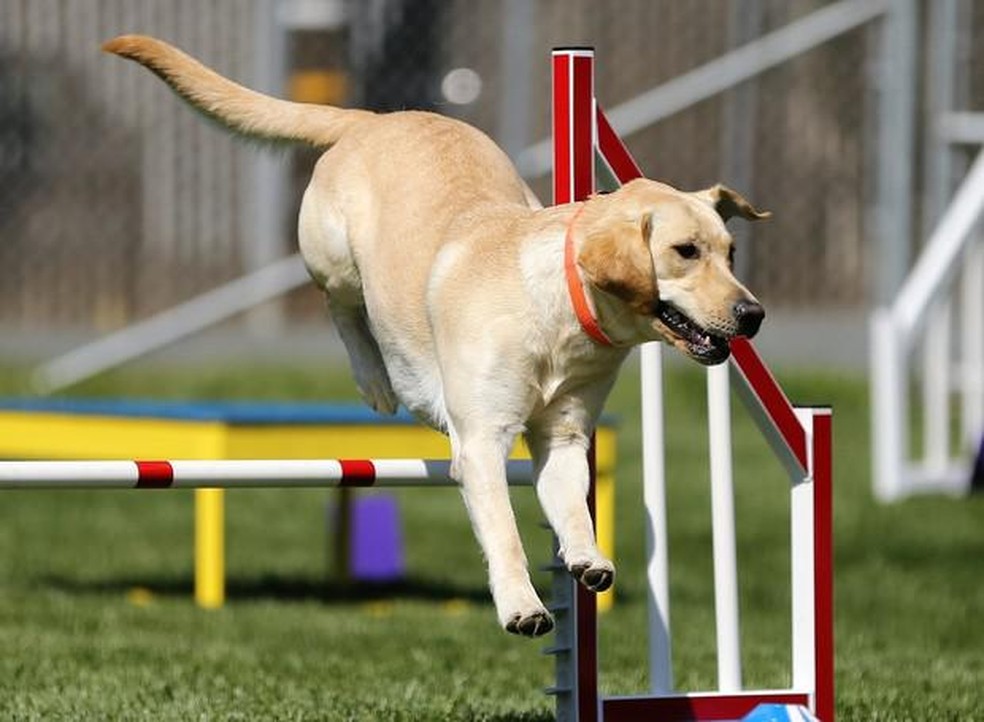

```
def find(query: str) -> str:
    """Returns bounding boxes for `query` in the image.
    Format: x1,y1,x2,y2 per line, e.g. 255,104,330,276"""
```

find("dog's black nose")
733,300,765,338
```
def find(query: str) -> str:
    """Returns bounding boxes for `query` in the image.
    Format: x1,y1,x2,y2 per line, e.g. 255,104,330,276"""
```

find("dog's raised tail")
103,34,371,148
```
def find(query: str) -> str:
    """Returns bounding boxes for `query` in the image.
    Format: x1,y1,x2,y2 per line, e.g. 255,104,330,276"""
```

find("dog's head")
577,178,768,365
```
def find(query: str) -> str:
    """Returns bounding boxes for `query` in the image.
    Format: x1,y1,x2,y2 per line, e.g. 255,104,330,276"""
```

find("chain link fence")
0,0,959,346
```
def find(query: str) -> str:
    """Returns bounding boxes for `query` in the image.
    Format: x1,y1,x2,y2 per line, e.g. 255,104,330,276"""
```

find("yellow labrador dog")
104,35,767,637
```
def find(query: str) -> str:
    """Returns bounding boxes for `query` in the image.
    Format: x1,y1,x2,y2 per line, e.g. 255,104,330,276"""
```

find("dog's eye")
674,242,700,260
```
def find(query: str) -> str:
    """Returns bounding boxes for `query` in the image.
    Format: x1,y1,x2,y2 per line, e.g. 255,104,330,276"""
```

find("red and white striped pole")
552,46,599,722
0,459,533,489
553,47,595,205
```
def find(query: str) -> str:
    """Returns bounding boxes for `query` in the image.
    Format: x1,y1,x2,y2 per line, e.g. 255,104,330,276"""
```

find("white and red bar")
0,459,534,489
730,337,809,474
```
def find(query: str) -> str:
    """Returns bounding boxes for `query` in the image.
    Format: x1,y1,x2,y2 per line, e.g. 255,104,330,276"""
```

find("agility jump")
0,47,833,722
547,49,833,722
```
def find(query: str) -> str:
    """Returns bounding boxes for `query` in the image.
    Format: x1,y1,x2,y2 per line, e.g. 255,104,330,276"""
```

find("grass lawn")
1,358,982,720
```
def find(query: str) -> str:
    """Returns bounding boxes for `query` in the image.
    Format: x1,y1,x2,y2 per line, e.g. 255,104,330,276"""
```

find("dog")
103,35,767,637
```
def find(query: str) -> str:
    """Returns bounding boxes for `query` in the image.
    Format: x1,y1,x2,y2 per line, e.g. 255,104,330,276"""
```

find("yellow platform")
0,398,616,611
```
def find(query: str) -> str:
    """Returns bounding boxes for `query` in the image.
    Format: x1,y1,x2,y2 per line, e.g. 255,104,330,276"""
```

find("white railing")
870,149,984,502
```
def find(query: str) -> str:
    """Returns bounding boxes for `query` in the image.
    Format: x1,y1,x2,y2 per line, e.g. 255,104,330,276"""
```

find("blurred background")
3,0,977,375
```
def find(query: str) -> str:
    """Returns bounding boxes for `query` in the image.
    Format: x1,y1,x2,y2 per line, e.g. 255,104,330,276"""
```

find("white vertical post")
962,236,984,450
922,301,952,475
246,0,289,334
871,309,908,502
706,363,742,692
872,0,918,306
921,0,959,472
790,410,817,695
923,0,960,236
642,342,673,694
499,0,533,159
922,0,958,473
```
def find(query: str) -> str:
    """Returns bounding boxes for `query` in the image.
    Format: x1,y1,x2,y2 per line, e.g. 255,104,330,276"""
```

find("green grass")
1,360,982,720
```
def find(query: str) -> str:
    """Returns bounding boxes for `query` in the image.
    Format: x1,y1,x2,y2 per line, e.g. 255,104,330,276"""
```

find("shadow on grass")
38,567,638,608
39,572,636,607
40,572,504,605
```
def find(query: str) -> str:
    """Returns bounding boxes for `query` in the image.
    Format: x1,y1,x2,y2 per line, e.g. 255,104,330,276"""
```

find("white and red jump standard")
548,47,834,722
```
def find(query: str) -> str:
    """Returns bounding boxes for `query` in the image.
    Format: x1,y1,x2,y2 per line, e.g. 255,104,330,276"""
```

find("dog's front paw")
493,576,553,637
504,608,554,637
567,557,615,593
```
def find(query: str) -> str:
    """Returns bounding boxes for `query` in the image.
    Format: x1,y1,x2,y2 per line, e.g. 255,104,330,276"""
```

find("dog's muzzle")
654,301,731,365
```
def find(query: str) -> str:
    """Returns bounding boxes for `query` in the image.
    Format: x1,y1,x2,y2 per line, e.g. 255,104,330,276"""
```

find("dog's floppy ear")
578,214,658,314
696,184,771,222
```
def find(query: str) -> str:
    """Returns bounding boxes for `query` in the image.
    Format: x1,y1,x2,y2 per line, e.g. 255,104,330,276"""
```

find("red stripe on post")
552,52,571,205
730,337,808,468
571,54,594,201
813,411,835,722
339,459,376,487
135,460,173,488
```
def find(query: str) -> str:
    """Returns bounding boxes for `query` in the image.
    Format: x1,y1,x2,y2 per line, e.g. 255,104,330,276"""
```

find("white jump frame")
870,150,984,502
869,0,984,503
549,48,834,722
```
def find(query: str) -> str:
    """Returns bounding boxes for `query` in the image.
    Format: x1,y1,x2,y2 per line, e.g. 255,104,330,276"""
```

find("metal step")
544,686,571,696
542,644,570,656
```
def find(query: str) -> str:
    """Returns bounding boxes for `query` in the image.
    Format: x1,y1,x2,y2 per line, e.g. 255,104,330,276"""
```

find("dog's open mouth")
654,302,730,365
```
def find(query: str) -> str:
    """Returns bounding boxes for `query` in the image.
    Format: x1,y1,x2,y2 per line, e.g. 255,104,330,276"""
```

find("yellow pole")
595,470,615,613
194,488,225,608
595,428,617,613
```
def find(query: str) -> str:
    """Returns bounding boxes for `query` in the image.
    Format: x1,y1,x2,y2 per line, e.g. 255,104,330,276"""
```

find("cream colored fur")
104,35,767,637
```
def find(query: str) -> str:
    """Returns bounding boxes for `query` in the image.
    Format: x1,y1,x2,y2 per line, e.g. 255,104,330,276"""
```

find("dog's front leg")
452,432,553,637
527,428,615,594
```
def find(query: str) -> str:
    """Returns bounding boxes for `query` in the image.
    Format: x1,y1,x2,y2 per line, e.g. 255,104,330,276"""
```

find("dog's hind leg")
328,301,399,415
299,181,398,415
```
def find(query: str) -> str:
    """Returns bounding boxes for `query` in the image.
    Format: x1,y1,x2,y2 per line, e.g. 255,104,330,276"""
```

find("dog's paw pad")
505,609,554,637
569,560,615,593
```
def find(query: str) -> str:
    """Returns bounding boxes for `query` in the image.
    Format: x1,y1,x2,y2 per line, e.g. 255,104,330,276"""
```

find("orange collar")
564,205,614,347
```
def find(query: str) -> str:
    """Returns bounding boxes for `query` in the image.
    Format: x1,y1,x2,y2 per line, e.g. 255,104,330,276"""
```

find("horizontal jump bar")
0,459,534,490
